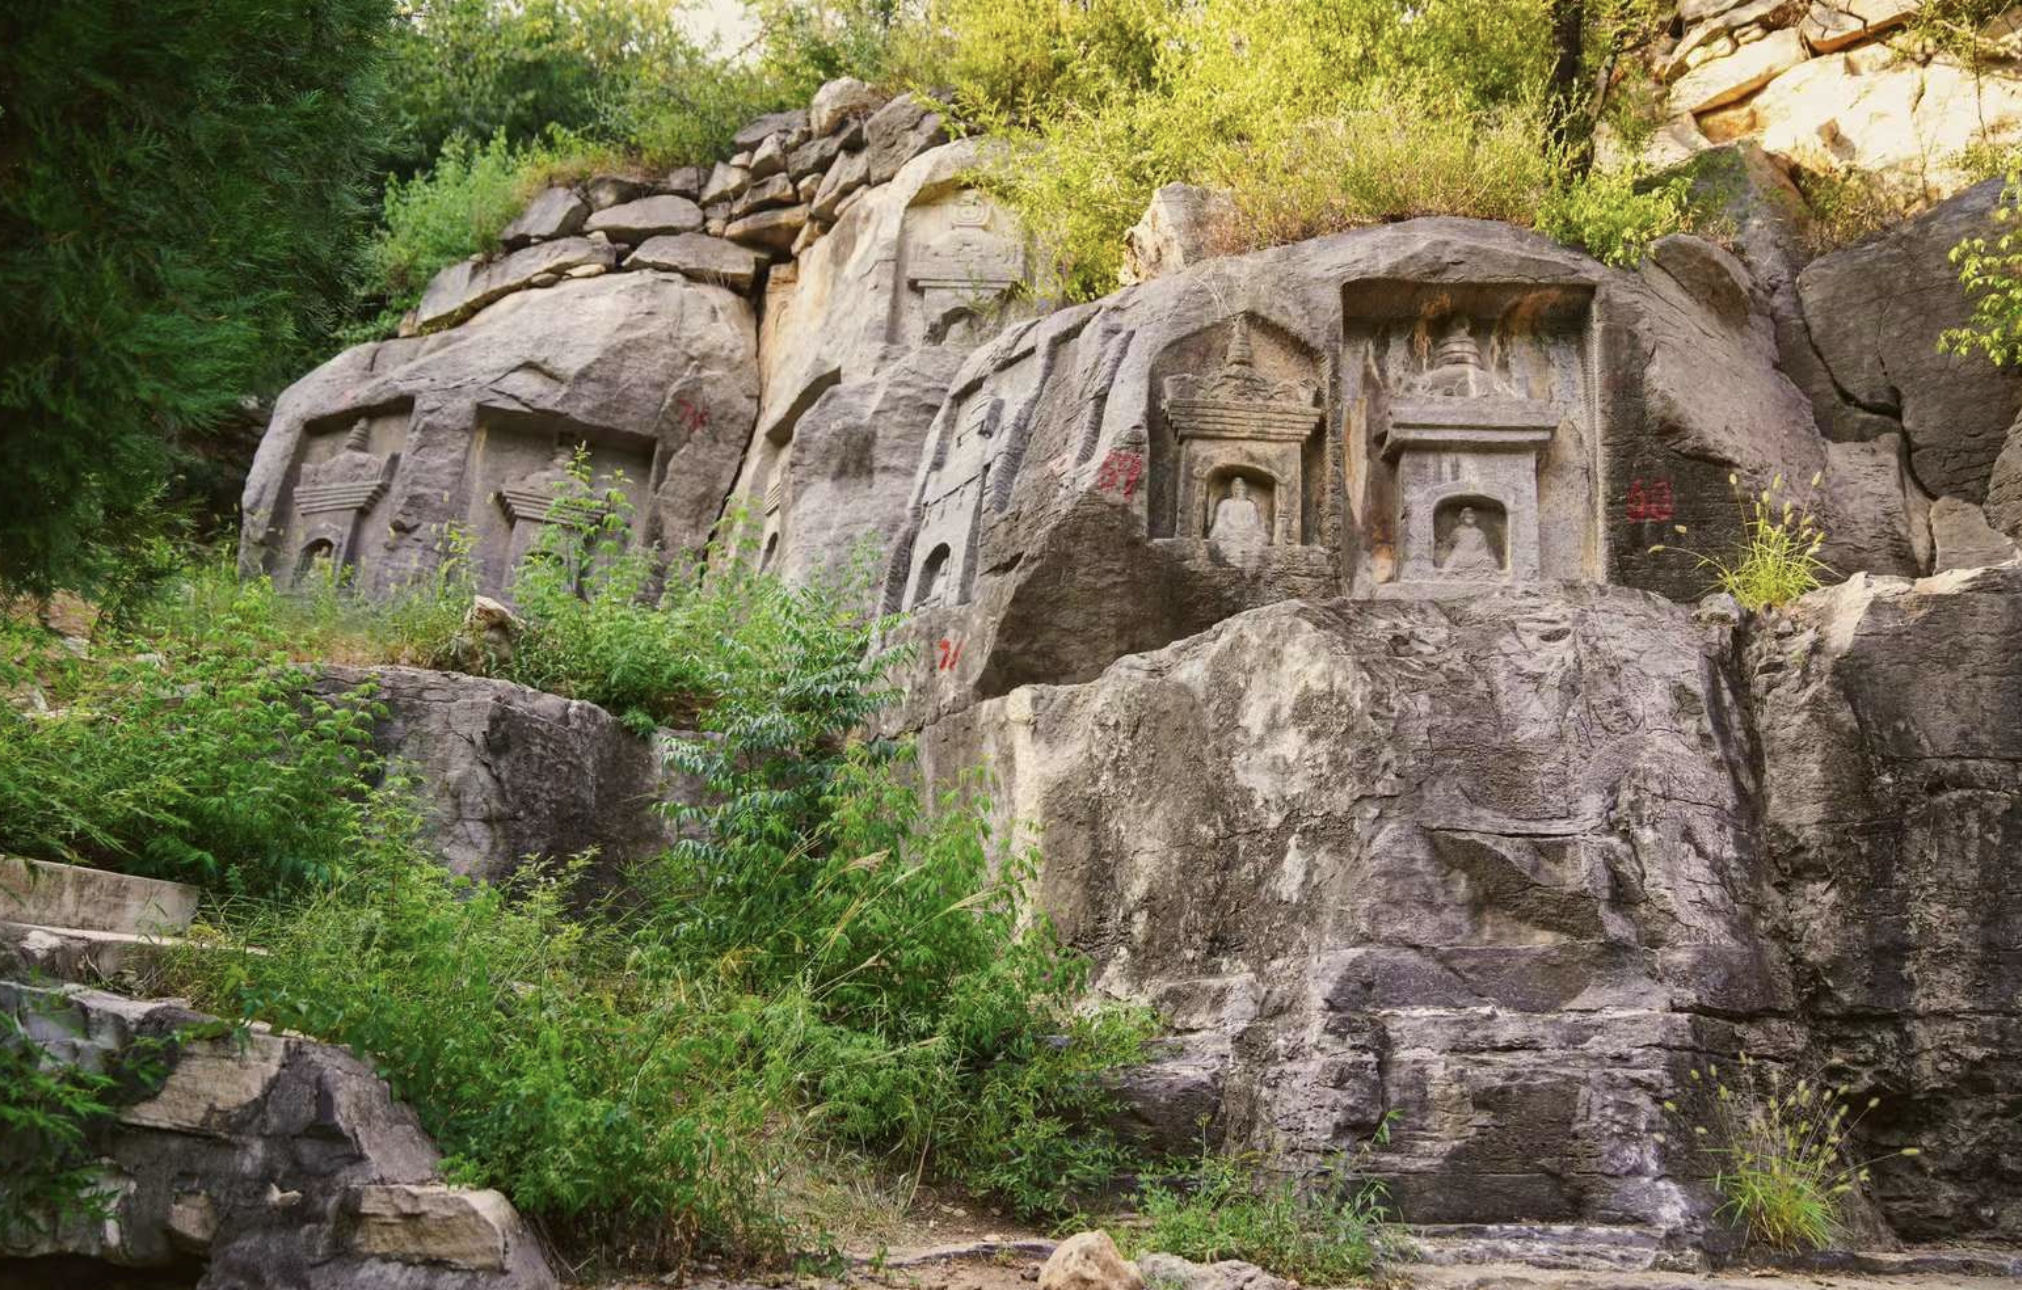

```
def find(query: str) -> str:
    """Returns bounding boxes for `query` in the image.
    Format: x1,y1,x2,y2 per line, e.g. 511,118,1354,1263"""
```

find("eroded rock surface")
0,983,556,1290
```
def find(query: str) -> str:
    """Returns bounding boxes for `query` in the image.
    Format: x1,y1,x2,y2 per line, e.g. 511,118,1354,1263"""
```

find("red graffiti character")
936,638,964,672
1626,477,1675,523
1095,450,1145,499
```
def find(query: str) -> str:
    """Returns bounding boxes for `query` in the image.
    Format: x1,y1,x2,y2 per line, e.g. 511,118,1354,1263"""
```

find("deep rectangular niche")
1340,278,1600,593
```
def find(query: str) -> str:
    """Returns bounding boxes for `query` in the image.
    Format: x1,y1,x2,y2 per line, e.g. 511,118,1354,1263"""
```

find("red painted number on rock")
937,638,964,672
1095,450,1144,499
1626,477,1674,523
675,399,712,432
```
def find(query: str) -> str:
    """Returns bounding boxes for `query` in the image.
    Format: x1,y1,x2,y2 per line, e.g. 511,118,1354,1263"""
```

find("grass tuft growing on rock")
1649,473,1830,612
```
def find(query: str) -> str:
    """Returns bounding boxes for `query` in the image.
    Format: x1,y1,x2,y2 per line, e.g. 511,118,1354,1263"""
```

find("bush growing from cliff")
1649,474,1830,612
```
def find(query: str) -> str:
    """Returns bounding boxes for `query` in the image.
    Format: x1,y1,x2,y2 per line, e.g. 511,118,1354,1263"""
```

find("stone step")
0,919,184,987
0,856,199,936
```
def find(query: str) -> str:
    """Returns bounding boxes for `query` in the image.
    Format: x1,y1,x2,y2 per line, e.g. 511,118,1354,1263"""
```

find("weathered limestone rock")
757,140,1037,453
1986,411,2022,537
864,94,950,185
0,982,557,1289
1929,495,2019,570
738,171,797,214
812,76,887,136
872,217,1886,730
413,237,616,333
349,1185,519,1272
1798,178,2022,501
663,164,706,199
499,187,588,249
311,665,693,889
1753,47,2022,193
1800,0,1921,52
732,109,808,151
726,203,808,253
584,174,647,210
1749,566,2022,1241
1040,1231,1143,1290
809,146,869,222
1135,1254,1292,1290
755,346,965,586
923,589,1784,1230
747,132,788,181
583,194,704,241
241,271,757,600
788,131,846,181
1120,183,1235,286
701,161,750,206
0,856,196,936
626,232,766,293
1669,27,1806,112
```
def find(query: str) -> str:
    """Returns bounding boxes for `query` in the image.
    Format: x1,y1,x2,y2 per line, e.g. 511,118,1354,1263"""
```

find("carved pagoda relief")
275,413,404,586
895,187,1027,348
898,390,1002,610
465,418,651,593
1148,313,1327,551
1343,282,1600,595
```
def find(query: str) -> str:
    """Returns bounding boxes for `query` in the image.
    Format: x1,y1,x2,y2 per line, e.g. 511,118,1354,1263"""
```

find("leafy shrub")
1943,156,2022,366
0,0,392,598
0,607,384,894
1650,473,1830,611
161,533,1150,1267
1535,167,1693,267
0,1003,127,1244
348,130,625,339
1794,163,1937,255
1659,1054,1921,1252
1120,1118,1402,1284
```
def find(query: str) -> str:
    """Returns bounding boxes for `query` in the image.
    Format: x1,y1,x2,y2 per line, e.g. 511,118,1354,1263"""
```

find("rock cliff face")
224,77,2022,1261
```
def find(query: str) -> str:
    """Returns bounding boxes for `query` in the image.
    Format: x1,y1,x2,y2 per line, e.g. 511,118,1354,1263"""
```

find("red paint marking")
1626,477,1674,523
936,638,964,672
674,399,712,432
1095,450,1145,499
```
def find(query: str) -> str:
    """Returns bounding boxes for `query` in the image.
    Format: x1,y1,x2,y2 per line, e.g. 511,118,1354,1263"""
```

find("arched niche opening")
294,537,338,585
1201,465,1279,549
913,543,952,608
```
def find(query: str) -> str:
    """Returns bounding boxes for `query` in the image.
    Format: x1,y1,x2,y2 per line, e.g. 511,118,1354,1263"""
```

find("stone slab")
0,856,197,936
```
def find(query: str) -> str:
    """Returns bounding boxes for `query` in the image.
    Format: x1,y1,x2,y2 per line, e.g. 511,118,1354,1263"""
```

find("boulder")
725,204,808,253
732,109,808,151
1669,27,1806,113
1134,1255,1292,1290
241,271,758,601
311,665,695,891
788,131,846,181
808,146,869,222
0,981,558,1289
1986,411,2022,537
1120,183,1235,286
584,174,647,211
663,164,706,199
1798,177,2022,501
747,132,788,180
701,161,750,206
498,187,587,249
737,171,796,214
583,194,704,241
1801,0,1921,52
1040,1231,1143,1290
413,237,616,333
864,94,950,185
1929,495,2020,569
1749,566,2022,1241
626,232,767,293
923,588,1783,1230
811,76,887,136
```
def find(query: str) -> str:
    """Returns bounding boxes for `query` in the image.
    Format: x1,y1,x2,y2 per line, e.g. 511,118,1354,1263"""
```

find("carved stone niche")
1150,314,1326,550
463,410,652,593
1343,281,1599,594
268,409,408,587
894,187,1027,349
897,389,1003,611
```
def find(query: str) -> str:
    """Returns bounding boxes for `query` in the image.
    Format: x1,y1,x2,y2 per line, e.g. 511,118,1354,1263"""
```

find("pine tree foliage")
0,0,392,596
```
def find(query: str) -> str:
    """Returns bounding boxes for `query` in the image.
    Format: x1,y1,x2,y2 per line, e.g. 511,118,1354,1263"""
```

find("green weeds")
1660,1054,1922,1253
1650,473,1830,612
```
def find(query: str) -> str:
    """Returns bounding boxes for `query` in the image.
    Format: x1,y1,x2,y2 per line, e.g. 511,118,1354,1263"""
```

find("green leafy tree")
0,0,393,597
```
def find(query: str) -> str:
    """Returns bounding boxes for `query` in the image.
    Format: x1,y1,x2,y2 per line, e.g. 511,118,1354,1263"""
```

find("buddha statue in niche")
1438,505,1502,576
1208,477,1268,551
